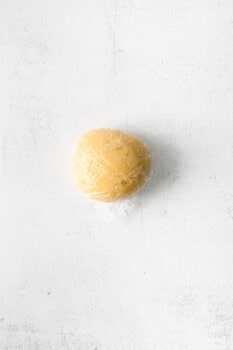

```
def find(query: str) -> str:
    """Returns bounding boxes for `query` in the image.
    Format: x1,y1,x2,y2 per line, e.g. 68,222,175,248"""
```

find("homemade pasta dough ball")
71,128,152,202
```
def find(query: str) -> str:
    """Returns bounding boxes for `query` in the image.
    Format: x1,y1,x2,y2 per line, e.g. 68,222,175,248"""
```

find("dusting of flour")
91,197,137,222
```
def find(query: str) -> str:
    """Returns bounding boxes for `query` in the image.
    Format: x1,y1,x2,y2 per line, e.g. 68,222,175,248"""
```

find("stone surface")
0,1,233,349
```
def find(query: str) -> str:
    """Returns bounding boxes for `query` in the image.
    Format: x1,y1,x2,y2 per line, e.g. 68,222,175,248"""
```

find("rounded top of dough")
71,128,152,202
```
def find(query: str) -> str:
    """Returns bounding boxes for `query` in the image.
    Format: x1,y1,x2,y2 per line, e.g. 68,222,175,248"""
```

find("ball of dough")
71,128,152,202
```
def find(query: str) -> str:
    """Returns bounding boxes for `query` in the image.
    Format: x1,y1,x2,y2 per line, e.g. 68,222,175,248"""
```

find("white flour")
92,196,137,222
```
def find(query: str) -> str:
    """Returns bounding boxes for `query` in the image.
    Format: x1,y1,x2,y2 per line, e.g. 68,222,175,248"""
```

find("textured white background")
0,0,233,349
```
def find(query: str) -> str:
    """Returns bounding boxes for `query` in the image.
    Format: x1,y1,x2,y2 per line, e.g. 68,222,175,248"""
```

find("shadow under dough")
133,132,181,201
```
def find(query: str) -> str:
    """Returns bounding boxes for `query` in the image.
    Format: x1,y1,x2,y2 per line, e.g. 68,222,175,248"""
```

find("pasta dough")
71,128,152,202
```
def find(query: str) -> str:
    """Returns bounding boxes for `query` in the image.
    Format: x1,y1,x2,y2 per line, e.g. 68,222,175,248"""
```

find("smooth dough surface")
71,128,152,202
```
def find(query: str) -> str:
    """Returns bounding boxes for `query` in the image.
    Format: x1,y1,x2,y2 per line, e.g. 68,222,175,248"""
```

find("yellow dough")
71,128,152,202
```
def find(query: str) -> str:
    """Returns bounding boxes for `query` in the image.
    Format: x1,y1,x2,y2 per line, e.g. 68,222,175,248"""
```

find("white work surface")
0,1,233,349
